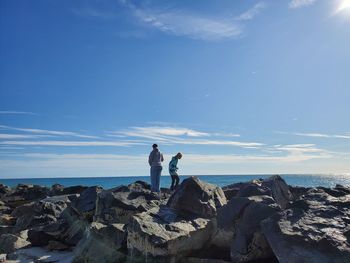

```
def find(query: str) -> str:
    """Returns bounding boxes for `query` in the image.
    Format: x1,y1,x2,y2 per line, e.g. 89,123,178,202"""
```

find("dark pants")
170,172,179,191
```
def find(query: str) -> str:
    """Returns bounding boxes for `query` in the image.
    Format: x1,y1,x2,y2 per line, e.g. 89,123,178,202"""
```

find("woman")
148,144,164,193
169,152,182,191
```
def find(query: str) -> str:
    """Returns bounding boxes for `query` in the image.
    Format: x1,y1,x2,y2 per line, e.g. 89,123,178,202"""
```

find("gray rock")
71,186,102,221
94,181,161,224
261,175,294,209
0,234,30,254
127,206,215,260
261,188,350,263
167,176,227,218
212,195,279,262
8,246,74,263
73,222,127,262
50,184,87,196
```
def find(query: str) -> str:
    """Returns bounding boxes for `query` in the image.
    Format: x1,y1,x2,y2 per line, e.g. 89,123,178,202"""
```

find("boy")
169,152,182,191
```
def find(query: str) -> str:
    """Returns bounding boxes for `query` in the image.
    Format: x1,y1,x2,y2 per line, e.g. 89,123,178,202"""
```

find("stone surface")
71,186,102,221
212,195,280,262
0,234,30,254
127,206,215,260
261,187,350,263
261,175,294,209
8,247,74,263
167,176,227,218
50,184,87,196
94,181,161,224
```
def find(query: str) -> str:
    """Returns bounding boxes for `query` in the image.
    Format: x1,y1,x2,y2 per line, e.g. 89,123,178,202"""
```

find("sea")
1,174,350,189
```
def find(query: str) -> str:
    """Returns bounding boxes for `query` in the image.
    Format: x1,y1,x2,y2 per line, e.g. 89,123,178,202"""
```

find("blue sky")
1,0,350,178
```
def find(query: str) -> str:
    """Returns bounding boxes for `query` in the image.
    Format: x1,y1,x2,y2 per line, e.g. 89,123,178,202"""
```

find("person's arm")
148,152,153,166
161,153,164,162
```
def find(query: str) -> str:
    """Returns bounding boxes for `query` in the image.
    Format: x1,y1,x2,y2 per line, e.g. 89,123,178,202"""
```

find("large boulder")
94,181,161,224
167,176,227,218
0,234,30,253
261,187,350,263
261,175,293,209
73,222,127,262
71,186,102,221
50,184,87,196
212,195,280,262
127,206,215,261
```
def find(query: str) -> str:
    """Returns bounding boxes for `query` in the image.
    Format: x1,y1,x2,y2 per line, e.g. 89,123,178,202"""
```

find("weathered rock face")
127,206,215,260
261,175,294,209
71,186,102,221
212,195,280,262
167,177,227,218
74,222,127,263
261,187,350,263
94,181,161,224
0,234,30,253
50,184,87,196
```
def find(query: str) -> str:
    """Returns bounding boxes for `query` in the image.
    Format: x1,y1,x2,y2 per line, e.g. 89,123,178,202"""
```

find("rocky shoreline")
0,175,349,263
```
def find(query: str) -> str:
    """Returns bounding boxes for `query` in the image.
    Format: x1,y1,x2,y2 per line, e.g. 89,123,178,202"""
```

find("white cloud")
289,0,317,9
278,131,350,140
0,134,50,139
236,2,266,21
0,125,99,139
0,140,143,147
0,111,38,115
120,1,266,40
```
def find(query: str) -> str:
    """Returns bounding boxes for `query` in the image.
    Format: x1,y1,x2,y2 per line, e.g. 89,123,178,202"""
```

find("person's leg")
155,166,162,192
170,173,175,190
150,167,156,192
174,173,180,189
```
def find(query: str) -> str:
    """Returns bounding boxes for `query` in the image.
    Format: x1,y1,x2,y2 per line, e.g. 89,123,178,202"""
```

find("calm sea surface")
1,174,350,189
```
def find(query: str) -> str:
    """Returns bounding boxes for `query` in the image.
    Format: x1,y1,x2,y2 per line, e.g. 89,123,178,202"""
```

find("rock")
212,195,280,262
0,234,30,253
0,225,14,236
127,206,215,260
261,188,350,263
0,184,11,197
0,204,11,214
50,184,87,196
0,214,17,226
222,180,262,201
73,222,127,262
289,185,310,201
15,184,49,201
8,246,74,263
261,175,294,209
94,181,161,224
236,183,271,198
71,186,102,221
27,219,68,246
167,176,227,218
0,254,6,262
47,240,70,251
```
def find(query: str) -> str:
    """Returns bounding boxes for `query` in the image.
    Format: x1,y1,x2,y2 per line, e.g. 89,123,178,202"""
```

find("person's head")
152,143,158,149
176,152,183,159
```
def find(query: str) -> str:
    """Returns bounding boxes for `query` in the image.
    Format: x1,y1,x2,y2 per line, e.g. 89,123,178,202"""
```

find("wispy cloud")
236,2,267,21
0,134,50,139
0,111,38,116
119,1,266,40
289,0,317,9
0,125,99,139
107,126,260,148
0,140,143,147
277,131,350,140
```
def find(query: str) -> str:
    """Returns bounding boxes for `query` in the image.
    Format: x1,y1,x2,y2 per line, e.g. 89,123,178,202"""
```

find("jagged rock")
0,234,30,253
71,186,102,221
0,202,11,214
50,184,87,196
0,214,17,226
94,181,161,224
236,183,271,198
0,184,11,198
261,187,350,263
289,185,310,201
222,180,263,201
261,175,293,209
167,176,227,218
73,222,127,262
47,240,70,251
15,184,49,201
212,195,280,262
27,219,68,246
0,225,14,235
127,206,215,260
8,247,74,263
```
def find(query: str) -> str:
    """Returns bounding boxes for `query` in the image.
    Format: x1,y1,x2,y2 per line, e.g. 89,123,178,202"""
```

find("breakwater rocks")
0,176,349,263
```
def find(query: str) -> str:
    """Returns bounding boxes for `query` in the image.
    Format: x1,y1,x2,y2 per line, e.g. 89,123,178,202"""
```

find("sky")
1,0,350,178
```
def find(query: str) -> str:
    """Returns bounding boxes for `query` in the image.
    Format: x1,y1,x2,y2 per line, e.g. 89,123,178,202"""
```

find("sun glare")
336,0,350,14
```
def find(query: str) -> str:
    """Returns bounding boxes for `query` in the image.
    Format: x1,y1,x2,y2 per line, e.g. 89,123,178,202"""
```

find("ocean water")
1,174,350,189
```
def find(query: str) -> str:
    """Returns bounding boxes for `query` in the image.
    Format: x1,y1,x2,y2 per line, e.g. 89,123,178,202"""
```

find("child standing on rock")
169,152,182,191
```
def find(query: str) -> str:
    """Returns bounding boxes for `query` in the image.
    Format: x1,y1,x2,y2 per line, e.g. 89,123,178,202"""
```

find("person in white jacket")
148,144,164,193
